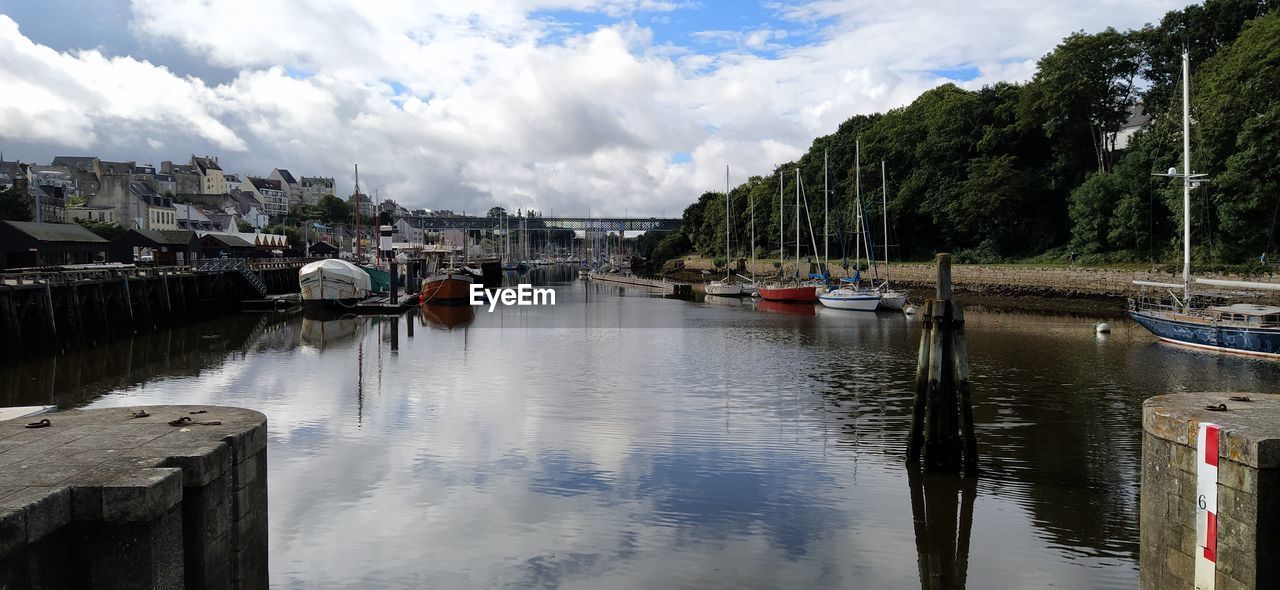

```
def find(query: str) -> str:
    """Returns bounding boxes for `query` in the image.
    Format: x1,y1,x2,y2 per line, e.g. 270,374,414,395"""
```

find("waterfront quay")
0,261,306,357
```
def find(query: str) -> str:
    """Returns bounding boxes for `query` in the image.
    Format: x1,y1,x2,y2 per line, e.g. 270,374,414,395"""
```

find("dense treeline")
643,1,1280,267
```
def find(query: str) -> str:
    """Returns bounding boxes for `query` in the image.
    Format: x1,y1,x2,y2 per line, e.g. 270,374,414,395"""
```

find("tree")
0,186,32,221
74,218,125,240
487,206,507,218
315,194,351,224
236,219,253,232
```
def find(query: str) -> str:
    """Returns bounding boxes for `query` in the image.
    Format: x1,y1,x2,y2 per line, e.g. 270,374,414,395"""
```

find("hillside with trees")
643,0,1280,269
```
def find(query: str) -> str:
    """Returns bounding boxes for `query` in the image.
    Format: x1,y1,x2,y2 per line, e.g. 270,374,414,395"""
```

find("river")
3,266,1278,588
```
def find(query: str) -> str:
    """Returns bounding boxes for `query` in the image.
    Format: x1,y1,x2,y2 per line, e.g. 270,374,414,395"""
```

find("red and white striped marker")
1195,422,1220,590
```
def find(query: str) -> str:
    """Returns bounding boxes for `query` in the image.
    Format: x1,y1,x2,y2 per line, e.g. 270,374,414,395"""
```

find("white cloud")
0,1,1184,214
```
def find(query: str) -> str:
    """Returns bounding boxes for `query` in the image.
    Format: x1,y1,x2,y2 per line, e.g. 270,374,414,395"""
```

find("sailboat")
739,174,759,296
759,169,819,302
1129,50,1280,358
875,161,909,310
819,140,881,311
707,166,744,297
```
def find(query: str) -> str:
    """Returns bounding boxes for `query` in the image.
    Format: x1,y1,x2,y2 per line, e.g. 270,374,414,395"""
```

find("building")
173,203,219,231
161,161,201,194
66,206,117,224
268,169,300,206
109,229,200,265
0,220,108,269
299,176,335,206
50,156,102,197
246,178,288,217
1111,103,1151,152
349,193,375,217
0,159,21,190
191,155,227,195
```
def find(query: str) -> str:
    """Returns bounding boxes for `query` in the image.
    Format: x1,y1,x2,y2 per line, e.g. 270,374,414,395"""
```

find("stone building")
191,155,227,194
299,176,335,205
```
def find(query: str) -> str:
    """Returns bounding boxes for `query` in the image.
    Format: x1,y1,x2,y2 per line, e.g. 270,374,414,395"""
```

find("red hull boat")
757,285,818,302
420,272,475,304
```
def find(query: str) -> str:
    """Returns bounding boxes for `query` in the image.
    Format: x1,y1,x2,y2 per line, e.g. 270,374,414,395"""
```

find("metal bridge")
406,216,681,232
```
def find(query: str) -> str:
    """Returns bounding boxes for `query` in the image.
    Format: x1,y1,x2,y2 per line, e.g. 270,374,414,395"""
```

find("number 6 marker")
1195,422,1220,590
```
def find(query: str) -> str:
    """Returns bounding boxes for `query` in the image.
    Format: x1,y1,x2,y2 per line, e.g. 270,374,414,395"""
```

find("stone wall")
1140,393,1280,590
0,405,268,589
678,257,1280,299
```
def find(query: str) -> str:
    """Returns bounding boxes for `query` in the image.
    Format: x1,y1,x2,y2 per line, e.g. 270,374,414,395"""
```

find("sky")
0,0,1185,216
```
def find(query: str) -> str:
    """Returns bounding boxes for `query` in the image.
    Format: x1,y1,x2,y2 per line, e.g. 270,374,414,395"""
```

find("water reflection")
4,275,1279,588
909,470,976,590
420,304,476,329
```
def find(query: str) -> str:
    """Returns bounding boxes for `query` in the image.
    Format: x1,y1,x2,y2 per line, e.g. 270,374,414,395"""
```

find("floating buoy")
1095,322,1111,334
903,305,916,316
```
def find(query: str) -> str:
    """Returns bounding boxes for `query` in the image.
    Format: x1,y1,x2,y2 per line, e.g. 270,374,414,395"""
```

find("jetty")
588,272,692,296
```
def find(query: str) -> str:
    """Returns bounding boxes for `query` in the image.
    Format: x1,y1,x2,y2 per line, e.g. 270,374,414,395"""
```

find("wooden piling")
908,253,979,475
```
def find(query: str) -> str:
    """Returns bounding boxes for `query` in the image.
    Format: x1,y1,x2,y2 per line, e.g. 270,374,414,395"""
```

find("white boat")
819,288,881,311
706,281,743,296
299,259,372,310
877,288,908,310
875,160,908,311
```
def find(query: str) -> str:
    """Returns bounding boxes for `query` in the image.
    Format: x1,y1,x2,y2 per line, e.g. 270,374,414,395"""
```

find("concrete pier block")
1140,393,1280,590
0,405,268,590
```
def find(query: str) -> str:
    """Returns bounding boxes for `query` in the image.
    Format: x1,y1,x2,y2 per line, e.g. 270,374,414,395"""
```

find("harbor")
3,266,1279,587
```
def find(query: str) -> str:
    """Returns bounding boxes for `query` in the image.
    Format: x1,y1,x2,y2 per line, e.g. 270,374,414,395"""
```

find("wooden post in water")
908,253,978,475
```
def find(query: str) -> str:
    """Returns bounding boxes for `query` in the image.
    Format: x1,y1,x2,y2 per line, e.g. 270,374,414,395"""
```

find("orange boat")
420,272,475,304
420,303,475,329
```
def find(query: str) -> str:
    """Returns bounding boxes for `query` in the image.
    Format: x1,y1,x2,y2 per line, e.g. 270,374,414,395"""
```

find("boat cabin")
1208,304,1280,328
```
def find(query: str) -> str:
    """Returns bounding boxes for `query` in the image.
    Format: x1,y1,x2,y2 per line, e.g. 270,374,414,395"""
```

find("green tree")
74,218,125,240
236,219,253,232
0,186,32,221
315,194,351,224
487,206,507,218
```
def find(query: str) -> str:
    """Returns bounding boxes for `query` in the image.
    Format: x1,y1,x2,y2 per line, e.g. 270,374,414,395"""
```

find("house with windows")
299,176,335,206
246,177,288,217
268,169,301,206
191,155,227,194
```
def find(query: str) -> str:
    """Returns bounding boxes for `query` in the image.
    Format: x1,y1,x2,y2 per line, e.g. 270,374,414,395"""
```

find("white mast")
794,168,800,277
855,139,861,275
882,160,889,276
823,150,829,272
1181,48,1192,304
750,174,756,271
724,165,731,278
778,170,783,270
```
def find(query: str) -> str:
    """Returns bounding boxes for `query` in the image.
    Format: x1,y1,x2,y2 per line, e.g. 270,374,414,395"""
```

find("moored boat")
818,287,881,311
705,280,743,296
758,284,818,302
420,272,475,304
299,259,372,311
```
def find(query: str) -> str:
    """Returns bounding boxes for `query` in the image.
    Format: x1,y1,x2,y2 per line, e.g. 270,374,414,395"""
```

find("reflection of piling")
909,469,976,590
908,254,978,475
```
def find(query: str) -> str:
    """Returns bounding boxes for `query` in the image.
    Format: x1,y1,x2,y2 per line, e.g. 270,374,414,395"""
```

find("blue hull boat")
1129,305,1280,359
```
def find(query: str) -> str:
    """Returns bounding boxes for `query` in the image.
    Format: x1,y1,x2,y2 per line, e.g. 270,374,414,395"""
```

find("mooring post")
908,253,978,474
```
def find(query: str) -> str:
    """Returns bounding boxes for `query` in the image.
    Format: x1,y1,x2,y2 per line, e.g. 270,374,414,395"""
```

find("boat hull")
420,274,475,304
877,292,908,310
758,285,818,302
818,291,881,311
705,283,743,296
299,259,372,305
1130,310,1280,359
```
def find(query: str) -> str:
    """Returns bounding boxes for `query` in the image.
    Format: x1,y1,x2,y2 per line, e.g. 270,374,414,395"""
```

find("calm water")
4,267,1279,589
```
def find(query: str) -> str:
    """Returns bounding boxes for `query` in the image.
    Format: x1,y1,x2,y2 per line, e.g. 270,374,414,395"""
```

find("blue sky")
0,0,1180,214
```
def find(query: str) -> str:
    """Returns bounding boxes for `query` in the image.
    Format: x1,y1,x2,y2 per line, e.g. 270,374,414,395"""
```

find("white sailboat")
707,165,744,297
820,139,881,312
875,160,908,310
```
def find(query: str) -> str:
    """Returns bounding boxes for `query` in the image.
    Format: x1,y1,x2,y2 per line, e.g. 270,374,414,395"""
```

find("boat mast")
778,170,783,271
882,160,889,282
794,168,800,278
725,165,731,278
823,150,829,272
855,139,861,277
1181,48,1192,305
353,163,360,261
750,173,756,277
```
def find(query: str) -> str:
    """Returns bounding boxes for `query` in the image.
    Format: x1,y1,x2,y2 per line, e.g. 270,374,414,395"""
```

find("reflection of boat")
299,259,372,311
705,294,747,307
420,272,474,303
421,304,475,329
300,316,364,349
756,300,816,316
